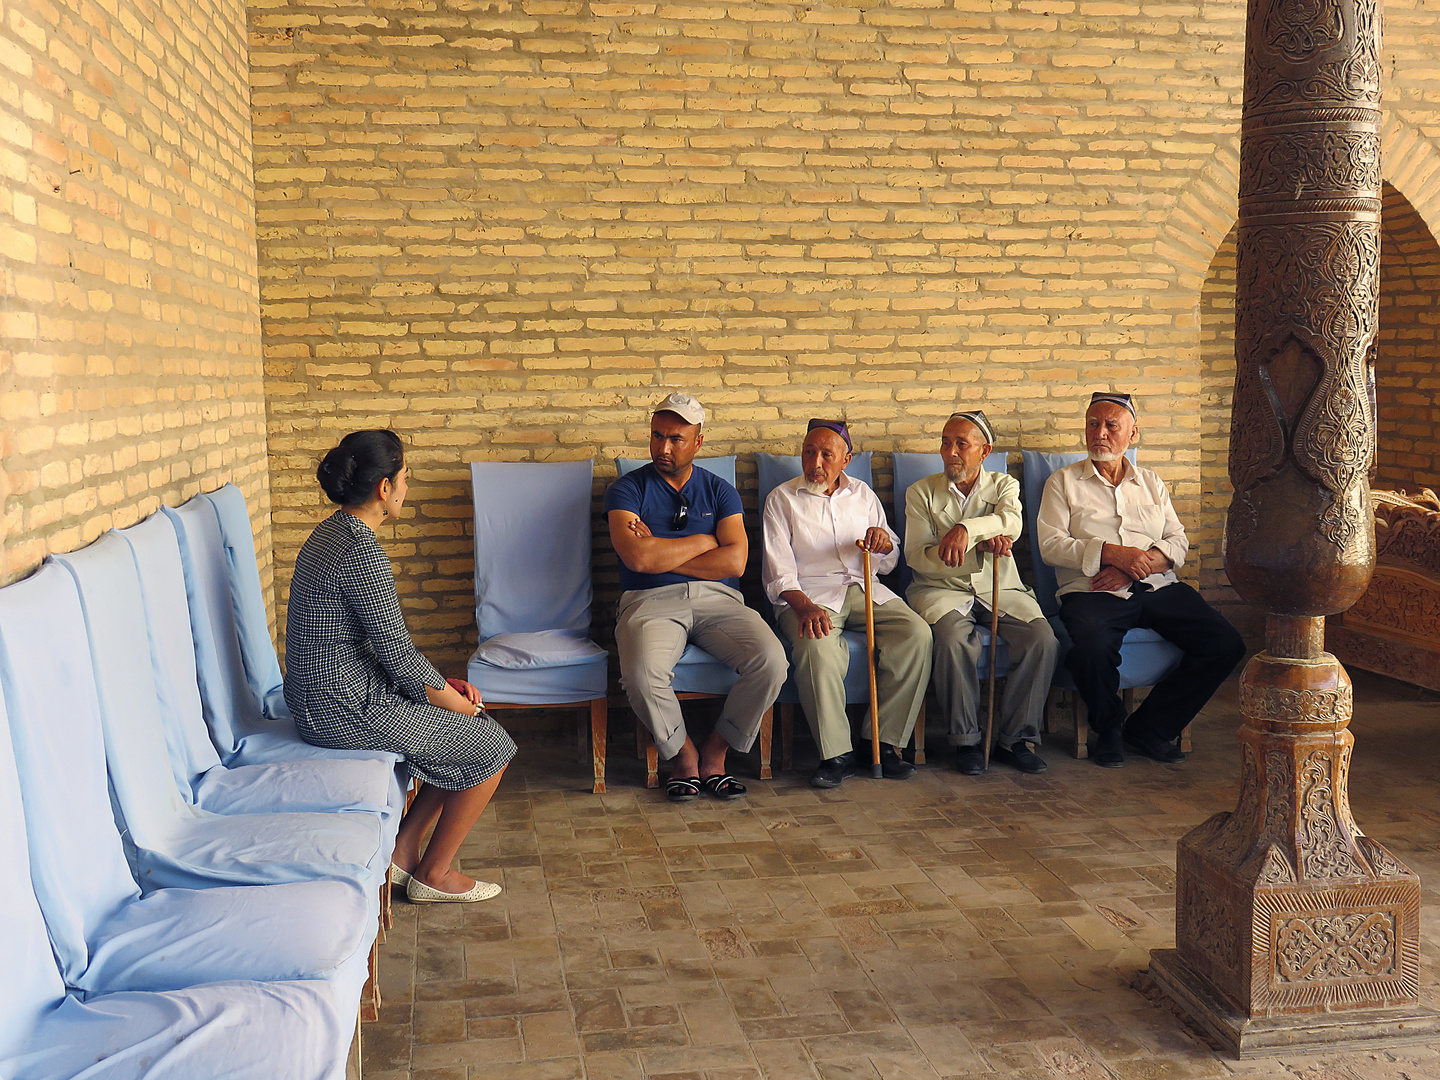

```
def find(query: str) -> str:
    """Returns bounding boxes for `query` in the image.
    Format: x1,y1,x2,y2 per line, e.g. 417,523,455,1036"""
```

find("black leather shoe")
955,746,986,775
1124,727,1186,763
992,742,1048,774
1092,730,1126,768
856,740,916,780
810,753,855,789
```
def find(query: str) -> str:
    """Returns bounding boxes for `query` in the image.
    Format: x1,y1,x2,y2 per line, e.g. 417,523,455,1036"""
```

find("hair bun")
317,447,359,503
315,430,405,507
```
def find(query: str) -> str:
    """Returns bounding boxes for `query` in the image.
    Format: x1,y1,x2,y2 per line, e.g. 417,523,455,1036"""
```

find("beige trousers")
616,581,788,760
778,587,932,760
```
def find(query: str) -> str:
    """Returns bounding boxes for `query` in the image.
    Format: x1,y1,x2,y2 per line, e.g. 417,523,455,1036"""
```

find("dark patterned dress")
284,512,515,789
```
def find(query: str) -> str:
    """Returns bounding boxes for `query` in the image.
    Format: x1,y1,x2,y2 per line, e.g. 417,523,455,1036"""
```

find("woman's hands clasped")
428,677,484,717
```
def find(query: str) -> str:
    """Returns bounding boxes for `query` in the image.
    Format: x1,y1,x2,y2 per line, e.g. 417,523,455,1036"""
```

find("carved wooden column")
1148,0,1440,1054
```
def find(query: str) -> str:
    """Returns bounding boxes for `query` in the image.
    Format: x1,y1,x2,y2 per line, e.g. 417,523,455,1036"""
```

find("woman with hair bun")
285,429,516,904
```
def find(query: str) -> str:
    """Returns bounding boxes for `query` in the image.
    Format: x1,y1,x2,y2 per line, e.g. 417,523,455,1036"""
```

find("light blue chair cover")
466,460,607,705
164,495,404,772
614,456,744,696
890,449,1009,600
1020,450,1184,690
34,549,384,893
201,486,289,721
0,560,369,991
756,452,876,706
121,513,394,816
0,686,349,1080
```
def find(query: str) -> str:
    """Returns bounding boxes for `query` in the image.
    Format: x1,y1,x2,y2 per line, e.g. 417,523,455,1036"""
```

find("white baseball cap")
653,391,705,426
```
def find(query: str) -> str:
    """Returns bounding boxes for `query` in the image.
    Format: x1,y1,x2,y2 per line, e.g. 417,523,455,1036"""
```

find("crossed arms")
607,510,748,581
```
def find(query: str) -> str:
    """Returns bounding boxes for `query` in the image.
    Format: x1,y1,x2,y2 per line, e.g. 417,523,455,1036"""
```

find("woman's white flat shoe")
406,877,501,904
388,863,412,889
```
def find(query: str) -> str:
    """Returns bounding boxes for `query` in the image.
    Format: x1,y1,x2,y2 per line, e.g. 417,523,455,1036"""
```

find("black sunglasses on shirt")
671,493,689,532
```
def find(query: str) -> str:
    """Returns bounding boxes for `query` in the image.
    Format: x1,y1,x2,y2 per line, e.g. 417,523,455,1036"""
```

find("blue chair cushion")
467,630,609,705
474,630,607,670
671,644,741,697
1047,618,1184,691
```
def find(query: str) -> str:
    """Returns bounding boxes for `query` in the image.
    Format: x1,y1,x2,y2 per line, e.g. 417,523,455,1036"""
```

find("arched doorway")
1375,183,1440,493
1197,181,1440,644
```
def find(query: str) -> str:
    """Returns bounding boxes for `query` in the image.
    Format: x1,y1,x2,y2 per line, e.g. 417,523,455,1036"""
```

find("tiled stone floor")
365,670,1440,1080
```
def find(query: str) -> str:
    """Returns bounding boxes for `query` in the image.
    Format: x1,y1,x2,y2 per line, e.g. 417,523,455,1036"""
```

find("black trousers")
1058,581,1245,741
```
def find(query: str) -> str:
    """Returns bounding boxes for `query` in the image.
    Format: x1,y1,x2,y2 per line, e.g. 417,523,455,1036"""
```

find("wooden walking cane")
858,540,882,779
982,548,1001,770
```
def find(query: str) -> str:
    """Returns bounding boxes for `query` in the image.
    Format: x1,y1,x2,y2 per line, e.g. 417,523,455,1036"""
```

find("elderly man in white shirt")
906,411,1059,776
1037,392,1245,768
763,420,932,789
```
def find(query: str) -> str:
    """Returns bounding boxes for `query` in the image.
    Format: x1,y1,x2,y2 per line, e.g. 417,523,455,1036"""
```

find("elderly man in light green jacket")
905,410,1059,775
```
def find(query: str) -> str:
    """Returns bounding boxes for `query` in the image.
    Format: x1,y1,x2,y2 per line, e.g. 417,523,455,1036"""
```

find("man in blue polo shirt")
606,392,787,802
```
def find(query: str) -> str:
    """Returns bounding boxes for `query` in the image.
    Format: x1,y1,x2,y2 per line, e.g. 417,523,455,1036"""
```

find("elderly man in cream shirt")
1037,392,1245,768
763,420,932,789
906,410,1059,776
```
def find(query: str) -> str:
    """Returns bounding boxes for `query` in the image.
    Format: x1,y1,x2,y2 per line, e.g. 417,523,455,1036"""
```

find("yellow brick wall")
1376,184,1440,494
247,0,1440,673
0,0,270,593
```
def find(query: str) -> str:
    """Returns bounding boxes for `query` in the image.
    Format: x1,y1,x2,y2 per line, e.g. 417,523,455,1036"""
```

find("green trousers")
778,587,932,760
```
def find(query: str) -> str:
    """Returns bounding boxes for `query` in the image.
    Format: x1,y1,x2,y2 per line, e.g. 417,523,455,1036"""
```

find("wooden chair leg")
911,702,926,765
780,703,795,771
1180,723,1192,755
758,707,773,780
1072,691,1090,759
360,934,381,1022
645,730,659,789
590,697,607,794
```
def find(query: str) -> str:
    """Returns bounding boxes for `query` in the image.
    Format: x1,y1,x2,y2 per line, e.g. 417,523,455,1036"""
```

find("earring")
381,506,389,517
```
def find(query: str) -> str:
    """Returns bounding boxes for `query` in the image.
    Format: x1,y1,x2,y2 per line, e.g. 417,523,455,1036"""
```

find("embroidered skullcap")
947,409,996,445
806,418,852,452
1088,391,1137,418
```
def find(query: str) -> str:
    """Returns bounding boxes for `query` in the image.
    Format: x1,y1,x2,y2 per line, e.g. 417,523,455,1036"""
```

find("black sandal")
701,774,746,800
666,776,702,802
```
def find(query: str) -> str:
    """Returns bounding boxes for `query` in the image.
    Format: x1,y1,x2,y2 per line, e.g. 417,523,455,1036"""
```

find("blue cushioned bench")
0,488,402,1076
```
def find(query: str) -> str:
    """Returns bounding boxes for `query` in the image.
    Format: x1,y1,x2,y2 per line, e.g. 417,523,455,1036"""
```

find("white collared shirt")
762,474,900,611
947,480,974,510
1036,457,1188,599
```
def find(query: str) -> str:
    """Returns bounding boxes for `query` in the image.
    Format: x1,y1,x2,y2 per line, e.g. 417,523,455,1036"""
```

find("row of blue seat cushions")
0,487,405,1080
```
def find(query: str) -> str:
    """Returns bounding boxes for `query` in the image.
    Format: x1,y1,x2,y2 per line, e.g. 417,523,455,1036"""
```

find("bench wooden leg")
645,732,659,789
350,1009,364,1080
590,697,607,794
1180,724,1192,755
758,707,773,779
1072,691,1090,759
360,934,381,1022
910,702,926,765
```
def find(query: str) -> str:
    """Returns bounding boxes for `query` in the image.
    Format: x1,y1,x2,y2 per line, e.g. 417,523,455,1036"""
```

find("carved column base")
1149,948,1440,1058
1149,650,1438,1056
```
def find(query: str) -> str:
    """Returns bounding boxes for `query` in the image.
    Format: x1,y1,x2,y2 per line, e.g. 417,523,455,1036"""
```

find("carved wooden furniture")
1149,0,1440,1052
1328,489,1440,692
